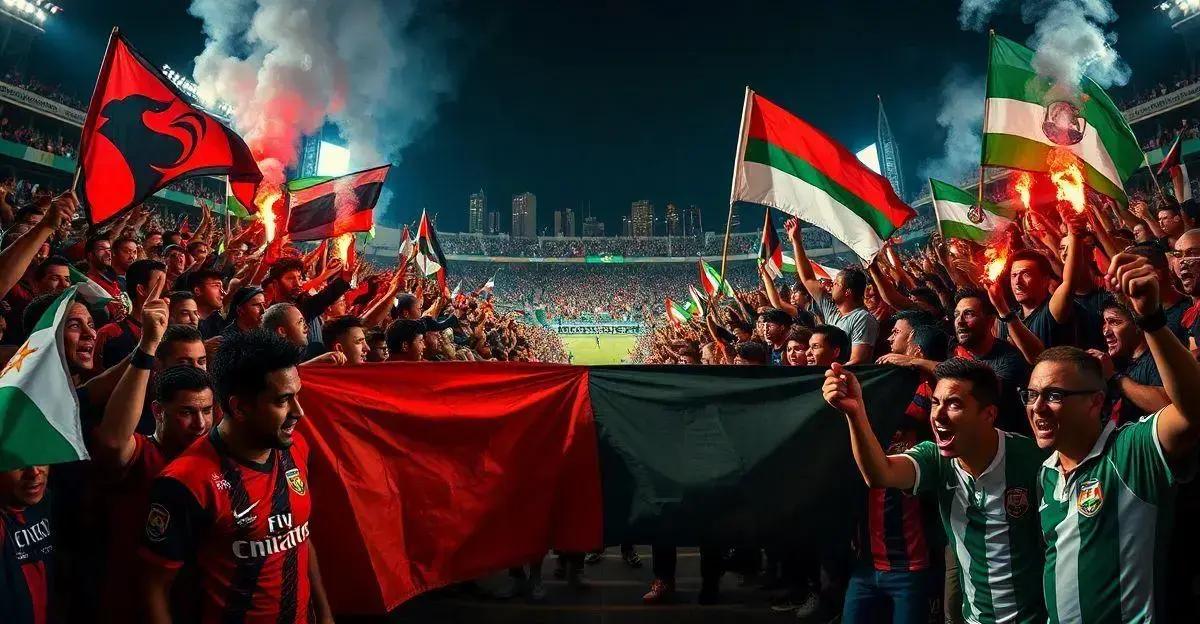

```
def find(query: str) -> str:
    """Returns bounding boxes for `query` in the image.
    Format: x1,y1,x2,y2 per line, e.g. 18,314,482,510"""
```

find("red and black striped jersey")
860,378,938,572
1,498,53,624
141,429,313,624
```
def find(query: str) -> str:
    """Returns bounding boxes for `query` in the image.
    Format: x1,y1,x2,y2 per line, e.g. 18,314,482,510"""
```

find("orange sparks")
1047,149,1085,213
1013,172,1033,211
984,247,1008,282
256,190,282,242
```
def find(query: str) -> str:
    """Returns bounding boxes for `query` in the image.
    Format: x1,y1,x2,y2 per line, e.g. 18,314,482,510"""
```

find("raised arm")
1108,253,1200,459
0,192,73,299
987,277,1045,364
1049,225,1083,323
92,279,166,470
785,217,825,302
823,362,916,489
759,265,799,316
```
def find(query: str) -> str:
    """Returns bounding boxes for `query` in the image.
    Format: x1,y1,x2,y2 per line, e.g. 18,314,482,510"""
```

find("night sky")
27,1,1187,233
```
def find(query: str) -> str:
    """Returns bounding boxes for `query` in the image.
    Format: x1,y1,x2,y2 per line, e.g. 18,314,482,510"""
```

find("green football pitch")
561,334,638,365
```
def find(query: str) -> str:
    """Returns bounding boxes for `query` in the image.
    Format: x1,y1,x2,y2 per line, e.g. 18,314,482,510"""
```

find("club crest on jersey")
1004,487,1030,518
286,468,306,496
1076,478,1104,517
146,503,170,542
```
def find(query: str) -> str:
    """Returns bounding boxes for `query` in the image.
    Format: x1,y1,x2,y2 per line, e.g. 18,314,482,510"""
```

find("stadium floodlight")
161,64,236,120
0,0,59,30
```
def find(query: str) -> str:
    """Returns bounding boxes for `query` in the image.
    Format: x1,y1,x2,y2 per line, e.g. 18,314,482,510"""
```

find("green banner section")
589,365,918,545
585,254,625,263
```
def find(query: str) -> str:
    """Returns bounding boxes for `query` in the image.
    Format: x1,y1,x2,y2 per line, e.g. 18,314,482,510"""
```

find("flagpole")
73,26,121,226
1144,151,1167,200
976,30,995,219
930,179,943,237
719,86,753,301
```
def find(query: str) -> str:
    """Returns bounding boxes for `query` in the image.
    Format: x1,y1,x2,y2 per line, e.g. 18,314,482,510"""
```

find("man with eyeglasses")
824,358,1047,624
1170,228,1200,354
1027,252,1200,623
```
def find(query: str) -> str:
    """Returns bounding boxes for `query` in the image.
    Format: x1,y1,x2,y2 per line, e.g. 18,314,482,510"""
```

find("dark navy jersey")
1,497,53,624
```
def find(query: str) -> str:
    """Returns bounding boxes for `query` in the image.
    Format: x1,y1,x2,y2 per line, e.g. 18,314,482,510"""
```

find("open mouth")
281,416,300,435
1032,417,1056,441
933,424,955,450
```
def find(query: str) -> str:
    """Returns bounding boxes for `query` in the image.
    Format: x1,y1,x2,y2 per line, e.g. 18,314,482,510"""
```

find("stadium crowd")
1,68,87,110
435,228,837,259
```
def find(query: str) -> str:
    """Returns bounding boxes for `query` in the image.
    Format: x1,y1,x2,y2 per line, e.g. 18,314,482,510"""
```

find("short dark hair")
840,267,868,299
934,357,1000,408
163,230,181,244
126,259,166,300
394,293,418,312
1156,195,1181,214
385,319,423,353
909,287,942,311
365,327,386,345
157,324,203,362
892,309,937,329
167,291,194,306
1034,345,1105,387
186,268,224,292
1100,295,1133,320
85,235,110,254
154,364,213,404
812,324,851,363
113,236,137,250
1008,250,1052,278
760,308,792,327
34,255,70,281
786,325,812,346
323,315,364,345
264,257,305,285
186,239,208,253
954,288,996,317
911,324,949,361
210,329,302,413
734,340,768,364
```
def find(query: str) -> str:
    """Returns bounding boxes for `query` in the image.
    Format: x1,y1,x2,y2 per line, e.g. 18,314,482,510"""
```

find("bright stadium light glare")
317,142,351,176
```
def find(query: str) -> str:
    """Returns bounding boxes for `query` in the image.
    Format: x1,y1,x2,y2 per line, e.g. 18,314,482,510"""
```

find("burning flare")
1048,149,1085,214
984,247,1008,283
256,189,283,242
333,233,353,265
1013,172,1033,211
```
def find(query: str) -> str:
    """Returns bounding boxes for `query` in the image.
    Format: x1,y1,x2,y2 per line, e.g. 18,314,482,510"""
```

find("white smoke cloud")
1025,0,1129,91
959,0,1008,31
919,68,985,185
187,0,456,216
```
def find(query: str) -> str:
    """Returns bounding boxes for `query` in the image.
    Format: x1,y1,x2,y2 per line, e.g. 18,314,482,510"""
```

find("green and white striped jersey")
904,431,1047,624
1039,411,1185,623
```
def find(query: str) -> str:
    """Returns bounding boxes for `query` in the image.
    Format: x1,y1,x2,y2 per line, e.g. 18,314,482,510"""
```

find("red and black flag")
1157,133,1184,176
414,209,447,289
284,164,392,242
758,207,784,279
78,29,262,225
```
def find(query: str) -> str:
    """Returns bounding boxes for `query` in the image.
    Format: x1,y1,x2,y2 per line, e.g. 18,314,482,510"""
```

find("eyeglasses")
1017,386,1102,406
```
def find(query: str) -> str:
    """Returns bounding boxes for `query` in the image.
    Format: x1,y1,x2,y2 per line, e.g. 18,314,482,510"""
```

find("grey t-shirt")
814,295,879,347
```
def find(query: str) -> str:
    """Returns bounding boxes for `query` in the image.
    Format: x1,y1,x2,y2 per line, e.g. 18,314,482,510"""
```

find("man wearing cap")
221,286,266,339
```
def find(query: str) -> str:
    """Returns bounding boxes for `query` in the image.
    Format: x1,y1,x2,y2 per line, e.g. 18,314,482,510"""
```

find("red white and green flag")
809,259,842,282
1157,133,1184,177
688,284,709,319
731,90,915,261
698,259,735,298
758,208,784,279
414,209,447,289
665,298,692,326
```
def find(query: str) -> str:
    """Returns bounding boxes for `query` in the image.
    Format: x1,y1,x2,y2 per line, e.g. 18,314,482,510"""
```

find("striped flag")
67,265,117,305
809,260,842,282
1156,133,1184,177
731,89,915,261
285,165,391,242
698,260,735,298
929,178,1015,243
414,210,447,289
688,284,709,319
0,287,91,470
982,34,1142,205
758,208,784,279
665,298,691,326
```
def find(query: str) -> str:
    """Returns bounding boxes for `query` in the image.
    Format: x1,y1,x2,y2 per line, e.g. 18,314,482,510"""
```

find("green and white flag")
929,178,1015,243
982,34,1142,205
698,260,736,298
66,265,116,305
688,284,709,318
0,287,91,471
665,298,692,325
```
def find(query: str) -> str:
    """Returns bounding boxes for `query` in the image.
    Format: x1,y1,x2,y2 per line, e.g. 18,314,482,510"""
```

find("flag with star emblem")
0,287,91,470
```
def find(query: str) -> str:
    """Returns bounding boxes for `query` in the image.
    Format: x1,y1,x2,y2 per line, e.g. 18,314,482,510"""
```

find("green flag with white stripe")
0,287,91,470
930,178,1016,243
66,264,116,305
982,34,1142,205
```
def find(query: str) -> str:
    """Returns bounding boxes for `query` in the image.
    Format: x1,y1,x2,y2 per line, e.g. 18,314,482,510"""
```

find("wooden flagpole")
718,86,753,302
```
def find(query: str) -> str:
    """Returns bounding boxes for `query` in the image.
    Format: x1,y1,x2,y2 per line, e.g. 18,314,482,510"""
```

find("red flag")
78,30,262,225
298,363,601,612
1157,133,1183,177
758,208,784,278
414,210,447,290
